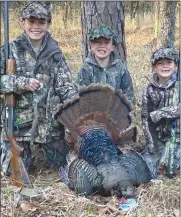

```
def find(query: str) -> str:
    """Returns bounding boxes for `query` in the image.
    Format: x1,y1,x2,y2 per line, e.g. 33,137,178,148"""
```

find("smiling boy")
76,24,135,104
141,47,180,178
0,2,77,174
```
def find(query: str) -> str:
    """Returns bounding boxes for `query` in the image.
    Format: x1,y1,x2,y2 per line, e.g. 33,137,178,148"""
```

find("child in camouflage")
76,24,135,104
0,1,77,174
141,47,180,178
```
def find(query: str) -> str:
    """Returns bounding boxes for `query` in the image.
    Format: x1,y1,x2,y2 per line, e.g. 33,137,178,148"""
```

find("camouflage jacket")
141,72,180,147
76,52,135,104
0,32,77,143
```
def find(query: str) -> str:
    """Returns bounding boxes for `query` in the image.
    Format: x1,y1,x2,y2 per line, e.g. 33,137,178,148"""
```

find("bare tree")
154,1,160,41
81,1,126,61
156,1,177,48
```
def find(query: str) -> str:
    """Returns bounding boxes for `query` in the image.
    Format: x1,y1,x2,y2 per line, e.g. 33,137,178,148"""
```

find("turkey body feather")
79,128,118,166
55,84,151,196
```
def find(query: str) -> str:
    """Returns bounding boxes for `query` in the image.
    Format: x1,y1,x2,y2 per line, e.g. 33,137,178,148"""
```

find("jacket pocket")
15,109,34,128
16,93,33,109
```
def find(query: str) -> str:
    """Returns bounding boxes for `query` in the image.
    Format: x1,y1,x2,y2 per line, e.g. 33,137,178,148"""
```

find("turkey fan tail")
54,84,134,146
54,103,74,130
118,126,139,147
79,84,100,114
93,84,115,113
80,84,101,113
54,95,80,131
75,112,120,142
78,84,115,114
107,89,133,131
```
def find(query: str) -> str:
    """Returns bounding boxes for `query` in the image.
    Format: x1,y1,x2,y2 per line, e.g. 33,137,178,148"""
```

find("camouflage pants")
0,138,68,175
142,141,180,178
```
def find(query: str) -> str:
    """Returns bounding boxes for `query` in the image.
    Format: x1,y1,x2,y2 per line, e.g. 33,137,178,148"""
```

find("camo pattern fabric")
89,24,117,45
141,72,180,175
141,72,180,146
150,47,179,65
1,138,69,173
0,32,77,171
76,51,135,104
20,1,51,23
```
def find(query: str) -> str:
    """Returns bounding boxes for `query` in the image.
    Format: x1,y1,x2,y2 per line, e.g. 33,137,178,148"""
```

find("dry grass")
1,6,180,217
1,171,180,217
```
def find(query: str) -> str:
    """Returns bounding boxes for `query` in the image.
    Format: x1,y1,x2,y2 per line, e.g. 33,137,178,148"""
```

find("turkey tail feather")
54,84,135,146
119,126,138,147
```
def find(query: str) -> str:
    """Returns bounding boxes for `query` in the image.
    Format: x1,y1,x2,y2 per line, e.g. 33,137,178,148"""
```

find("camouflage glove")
147,143,155,154
150,110,162,123
150,104,180,123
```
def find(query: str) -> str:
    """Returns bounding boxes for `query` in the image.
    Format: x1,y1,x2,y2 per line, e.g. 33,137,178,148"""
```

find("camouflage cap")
89,24,117,45
151,47,179,65
20,1,51,23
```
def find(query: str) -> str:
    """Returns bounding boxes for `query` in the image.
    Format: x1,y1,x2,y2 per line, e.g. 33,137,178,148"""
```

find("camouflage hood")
14,32,60,66
151,48,179,65
149,72,177,89
20,1,51,23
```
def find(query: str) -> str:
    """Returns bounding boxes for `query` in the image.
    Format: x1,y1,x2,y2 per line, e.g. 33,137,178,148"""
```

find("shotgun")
4,0,31,187
166,51,180,177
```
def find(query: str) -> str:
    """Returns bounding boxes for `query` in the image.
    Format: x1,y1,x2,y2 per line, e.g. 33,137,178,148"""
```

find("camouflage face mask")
20,1,51,23
89,24,117,45
151,48,179,65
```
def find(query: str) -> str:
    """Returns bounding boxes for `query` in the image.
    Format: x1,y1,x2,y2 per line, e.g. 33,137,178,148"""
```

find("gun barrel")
3,1,31,186
4,0,9,61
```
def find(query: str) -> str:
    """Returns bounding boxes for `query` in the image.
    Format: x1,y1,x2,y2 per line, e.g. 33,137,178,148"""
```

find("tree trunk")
62,2,72,28
81,1,126,61
157,1,177,48
140,2,145,20
130,2,134,19
154,1,160,40
135,2,140,29
132,1,138,19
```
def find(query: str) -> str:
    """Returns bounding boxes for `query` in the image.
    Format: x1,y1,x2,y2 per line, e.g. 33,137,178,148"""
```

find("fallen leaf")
97,207,108,216
174,209,180,217
20,201,39,212
97,206,123,216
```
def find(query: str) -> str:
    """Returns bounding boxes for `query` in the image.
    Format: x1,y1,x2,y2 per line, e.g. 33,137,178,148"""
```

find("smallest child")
76,24,135,104
141,47,180,178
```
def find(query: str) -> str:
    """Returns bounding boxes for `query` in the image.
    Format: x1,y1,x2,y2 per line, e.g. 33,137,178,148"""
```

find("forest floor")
1,168,180,217
1,8,180,217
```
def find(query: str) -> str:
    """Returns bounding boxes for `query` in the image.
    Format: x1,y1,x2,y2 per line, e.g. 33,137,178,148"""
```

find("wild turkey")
54,84,152,197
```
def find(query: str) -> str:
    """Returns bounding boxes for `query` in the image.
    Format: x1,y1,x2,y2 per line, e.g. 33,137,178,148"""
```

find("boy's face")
21,17,49,44
90,37,114,60
153,58,177,79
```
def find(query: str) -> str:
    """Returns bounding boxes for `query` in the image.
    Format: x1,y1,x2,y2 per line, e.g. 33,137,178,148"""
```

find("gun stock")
6,59,31,187
166,51,180,177
4,0,31,186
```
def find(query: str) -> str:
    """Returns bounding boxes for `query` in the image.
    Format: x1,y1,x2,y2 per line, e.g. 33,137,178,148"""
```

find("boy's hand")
148,143,155,154
25,78,40,92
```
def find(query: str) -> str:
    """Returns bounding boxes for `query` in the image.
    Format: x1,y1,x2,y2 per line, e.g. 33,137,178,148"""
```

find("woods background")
1,0,179,136
1,1,180,217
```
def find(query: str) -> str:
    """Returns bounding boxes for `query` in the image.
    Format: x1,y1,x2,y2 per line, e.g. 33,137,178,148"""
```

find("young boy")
141,47,180,178
0,2,77,174
76,24,135,104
